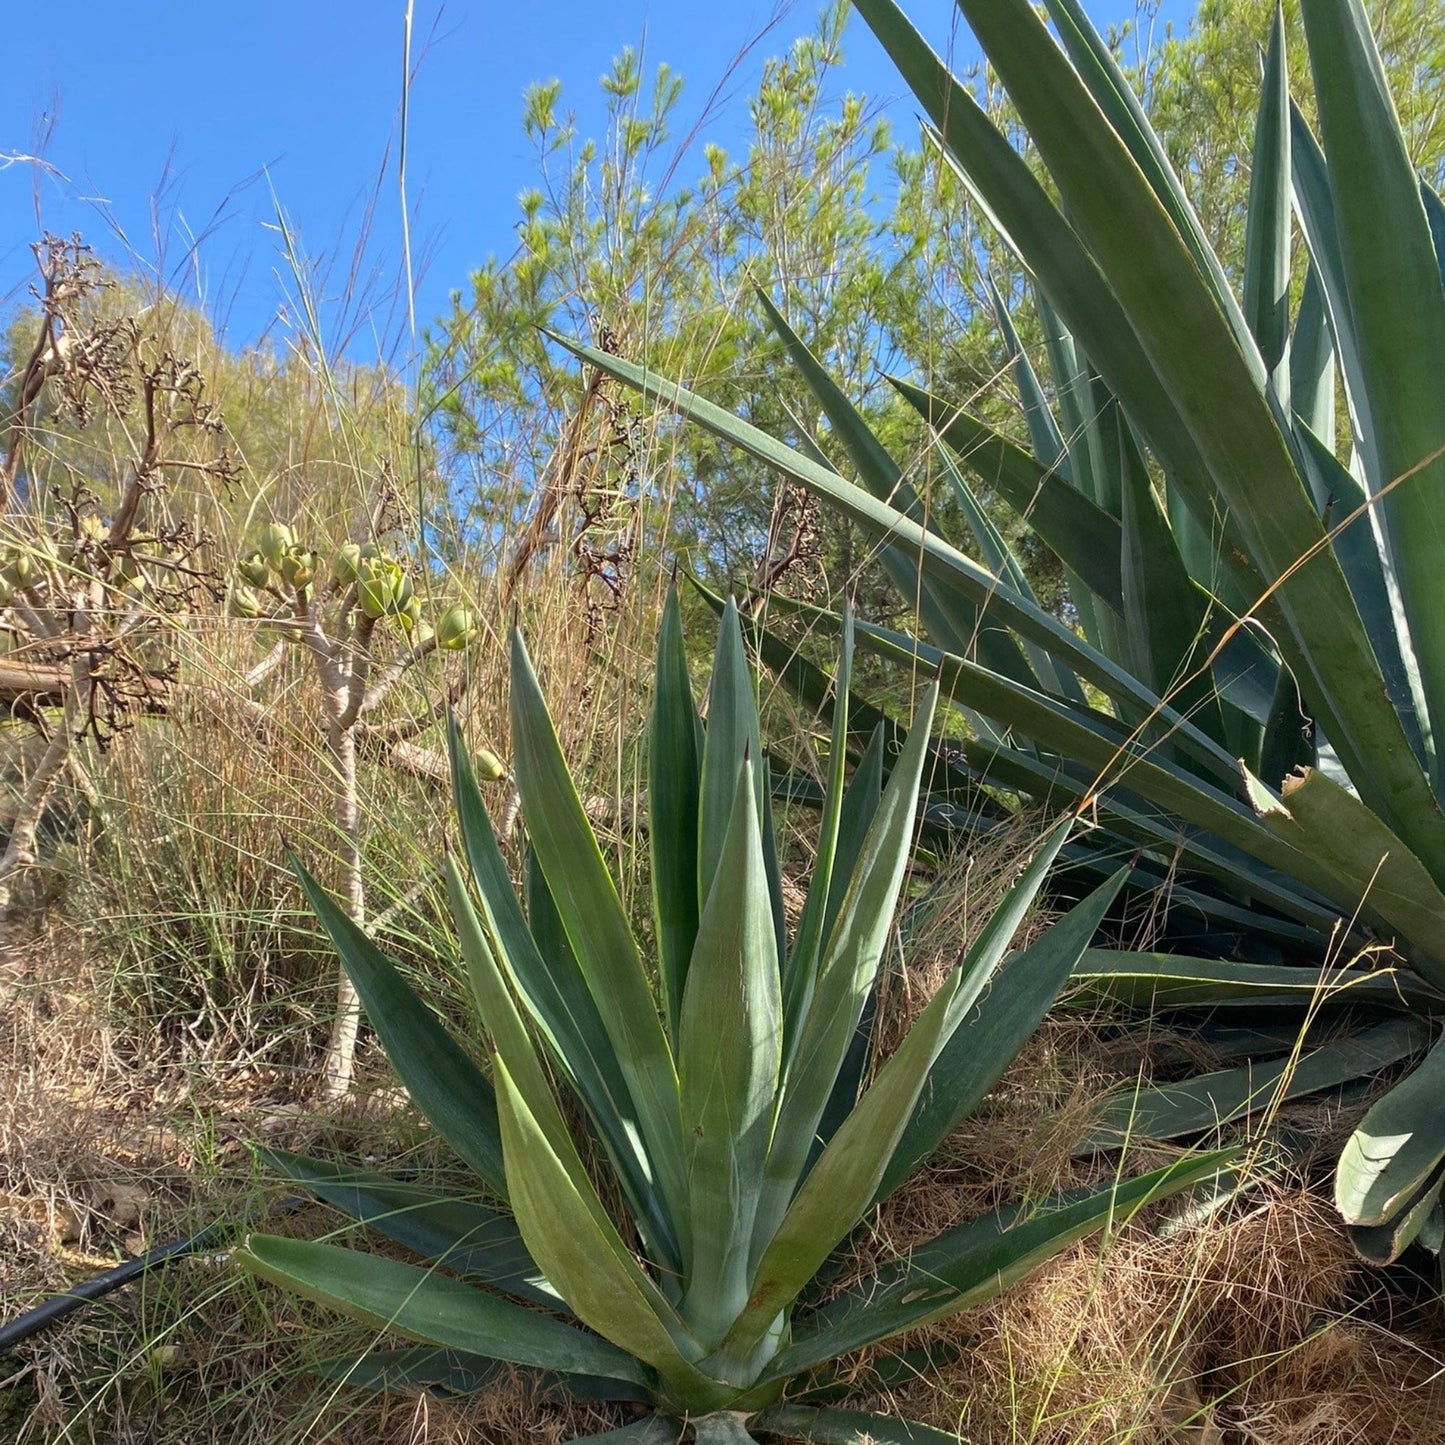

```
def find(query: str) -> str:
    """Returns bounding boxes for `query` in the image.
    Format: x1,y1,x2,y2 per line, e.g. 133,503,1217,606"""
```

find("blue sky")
2,2,1191,359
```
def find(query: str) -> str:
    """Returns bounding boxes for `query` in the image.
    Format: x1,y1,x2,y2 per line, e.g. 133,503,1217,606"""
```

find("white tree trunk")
319,711,364,1097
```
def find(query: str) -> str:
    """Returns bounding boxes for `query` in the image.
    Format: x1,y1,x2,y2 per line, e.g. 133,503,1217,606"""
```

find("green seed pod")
6,552,36,589
390,570,415,615
436,604,476,651
332,542,363,587
279,545,317,591
258,522,295,569
398,594,424,630
228,585,263,619
357,561,394,620
238,553,270,588
473,747,507,782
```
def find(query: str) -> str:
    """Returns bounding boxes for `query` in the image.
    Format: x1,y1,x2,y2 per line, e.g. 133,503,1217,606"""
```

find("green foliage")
557,0,1445,1275
238,592,1229,1442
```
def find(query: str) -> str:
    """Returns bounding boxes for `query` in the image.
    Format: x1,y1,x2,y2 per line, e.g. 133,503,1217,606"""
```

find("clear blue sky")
2,2,1191,359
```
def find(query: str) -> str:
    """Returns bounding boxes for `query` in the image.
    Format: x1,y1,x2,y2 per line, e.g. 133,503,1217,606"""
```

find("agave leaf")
313,1345,650,1403
1117,411,1227,752
1290,266,1336,444
449,717,677,1271
1337,1030,1445,1228
1257,661,1318,787
492,1057,712,1387
1070,953,1440,1012
756,289,1038,690
890,375,1124,612
857,1,1258,595
1040,0,1249,343
785,607,857,1039
874,868,1129,1203
1348,1163,1445,1266
652,585,703,1038
749,680,941,1265
261,1149,550,1306
1242,3,1293,392
237,1234,644,1383
547,334,1249,771
941,0,1445,862
753,1405,966,1443
1081,1016,1432,1150
1300,0,1445,772
1243,766,1445,986
679,757,782,1344
733,818,1071,1357
700,599,767,910
767,1151,1236,1375
292,861,505,1197
509,632,689,1244
1292,421,1426,767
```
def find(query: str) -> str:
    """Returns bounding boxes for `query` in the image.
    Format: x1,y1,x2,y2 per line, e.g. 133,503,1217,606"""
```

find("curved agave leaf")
238,1234,644,1383
1080,1016,1432,1151
873,867,1129,1203
261,1148,550,1306
1337,1031,1445,1228
292,860,505,1197
652,585,702,1037
767,1150,1236,1376
509,631,690,1250
313,1345,649,1404
679,758,782,1345
450,716,677,1271
731,817,1069,1360
1070,953,1441,1013
749,679,941,1269
1300,0,1445,773
492,1057,713,1393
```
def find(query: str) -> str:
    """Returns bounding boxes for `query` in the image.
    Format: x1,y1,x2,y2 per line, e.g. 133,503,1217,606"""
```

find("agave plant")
547,3,1445,1272
237,593,1225,1442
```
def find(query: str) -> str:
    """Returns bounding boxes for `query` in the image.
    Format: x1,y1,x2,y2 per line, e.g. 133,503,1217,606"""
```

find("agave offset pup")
239,594,1226,1442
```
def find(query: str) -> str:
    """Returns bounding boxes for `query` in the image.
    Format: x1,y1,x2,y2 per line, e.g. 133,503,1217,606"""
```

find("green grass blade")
509,631,688,1241
292,859,505,1197
1337,1031,1445,1228
651,584,702,1038
237,1234,645,1383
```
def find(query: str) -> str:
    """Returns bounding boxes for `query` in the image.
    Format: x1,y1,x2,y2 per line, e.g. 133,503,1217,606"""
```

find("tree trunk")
319,712,364,1097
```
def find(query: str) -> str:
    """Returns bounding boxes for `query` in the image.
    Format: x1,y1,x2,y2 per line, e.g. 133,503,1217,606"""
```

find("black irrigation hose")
0,1196,307,1354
